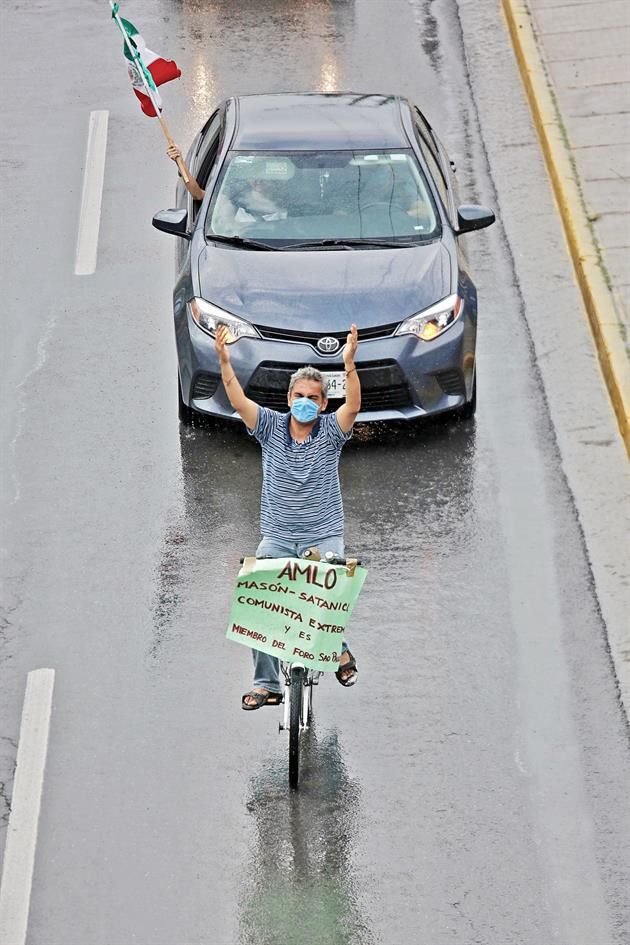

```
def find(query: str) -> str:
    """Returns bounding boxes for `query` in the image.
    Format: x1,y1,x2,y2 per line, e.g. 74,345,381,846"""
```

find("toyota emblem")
317,336,340,354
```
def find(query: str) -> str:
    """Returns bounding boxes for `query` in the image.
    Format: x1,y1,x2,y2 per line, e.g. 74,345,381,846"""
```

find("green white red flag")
112,7,181,117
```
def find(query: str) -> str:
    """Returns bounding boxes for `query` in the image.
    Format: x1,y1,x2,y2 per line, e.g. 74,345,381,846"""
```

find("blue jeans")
252,535,349,692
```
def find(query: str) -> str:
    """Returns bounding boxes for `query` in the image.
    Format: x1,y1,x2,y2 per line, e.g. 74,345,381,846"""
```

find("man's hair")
288,365,328,397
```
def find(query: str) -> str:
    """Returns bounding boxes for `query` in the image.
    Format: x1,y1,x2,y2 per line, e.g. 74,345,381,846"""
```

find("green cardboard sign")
226,557,367,671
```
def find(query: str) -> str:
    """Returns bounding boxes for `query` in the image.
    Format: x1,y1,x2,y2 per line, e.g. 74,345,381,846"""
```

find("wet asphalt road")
1,1,630,943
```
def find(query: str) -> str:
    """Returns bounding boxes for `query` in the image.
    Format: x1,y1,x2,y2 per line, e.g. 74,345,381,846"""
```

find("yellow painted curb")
502,0,630,458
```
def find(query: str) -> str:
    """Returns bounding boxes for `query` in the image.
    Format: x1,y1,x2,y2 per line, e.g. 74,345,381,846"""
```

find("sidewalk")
502,0,630,455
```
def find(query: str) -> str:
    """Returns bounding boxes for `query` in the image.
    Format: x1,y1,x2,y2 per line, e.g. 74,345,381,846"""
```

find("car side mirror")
456,204,495,235
152,208,190,238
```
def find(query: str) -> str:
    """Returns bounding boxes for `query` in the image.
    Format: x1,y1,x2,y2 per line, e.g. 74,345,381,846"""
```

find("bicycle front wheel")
288,666,305,789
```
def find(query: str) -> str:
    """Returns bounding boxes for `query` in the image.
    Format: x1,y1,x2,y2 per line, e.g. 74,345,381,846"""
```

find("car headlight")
395,294,463,342
187,298,260,343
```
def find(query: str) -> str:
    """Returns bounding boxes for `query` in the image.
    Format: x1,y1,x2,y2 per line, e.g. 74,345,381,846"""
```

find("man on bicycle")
215,323,361,709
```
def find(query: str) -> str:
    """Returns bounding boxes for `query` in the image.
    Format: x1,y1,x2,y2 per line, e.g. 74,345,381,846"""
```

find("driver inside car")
166,143,287,232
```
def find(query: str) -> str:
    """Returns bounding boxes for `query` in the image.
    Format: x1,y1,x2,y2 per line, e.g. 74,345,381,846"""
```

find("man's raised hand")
214,325,258,430
215,324,231,364
344,324,359,366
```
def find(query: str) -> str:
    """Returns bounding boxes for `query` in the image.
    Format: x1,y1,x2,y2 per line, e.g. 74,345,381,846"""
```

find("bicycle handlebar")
239,553,362,566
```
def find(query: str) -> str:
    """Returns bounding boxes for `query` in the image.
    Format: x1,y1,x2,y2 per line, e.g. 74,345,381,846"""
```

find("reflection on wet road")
241,731,369,945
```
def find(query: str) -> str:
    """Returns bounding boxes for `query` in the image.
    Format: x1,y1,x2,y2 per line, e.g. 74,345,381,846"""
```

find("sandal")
336,652,358,687
241,689,283,711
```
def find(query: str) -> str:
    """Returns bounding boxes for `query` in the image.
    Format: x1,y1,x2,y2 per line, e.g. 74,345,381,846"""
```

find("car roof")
230,93,411,151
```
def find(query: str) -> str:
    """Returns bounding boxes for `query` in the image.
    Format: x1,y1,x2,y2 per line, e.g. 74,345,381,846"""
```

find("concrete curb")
501,0,630,460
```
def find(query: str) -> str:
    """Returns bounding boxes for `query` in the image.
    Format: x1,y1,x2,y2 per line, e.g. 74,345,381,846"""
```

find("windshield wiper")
280,238,421,250
206,233,277,251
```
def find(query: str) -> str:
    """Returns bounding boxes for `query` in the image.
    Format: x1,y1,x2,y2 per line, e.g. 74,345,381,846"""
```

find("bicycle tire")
289,666,305,789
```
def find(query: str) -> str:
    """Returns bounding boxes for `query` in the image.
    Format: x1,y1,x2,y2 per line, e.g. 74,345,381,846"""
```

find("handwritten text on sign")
226,557,367,671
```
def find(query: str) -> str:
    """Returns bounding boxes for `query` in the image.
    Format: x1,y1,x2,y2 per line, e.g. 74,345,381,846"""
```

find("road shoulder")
457,0,630,721
501,0,630,456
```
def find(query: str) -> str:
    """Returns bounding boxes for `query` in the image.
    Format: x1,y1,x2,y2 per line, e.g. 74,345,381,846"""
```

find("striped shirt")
249,407,352,542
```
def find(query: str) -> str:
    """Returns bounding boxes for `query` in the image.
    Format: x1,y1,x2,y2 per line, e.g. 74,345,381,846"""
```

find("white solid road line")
0,669,55,945
74,109,109,275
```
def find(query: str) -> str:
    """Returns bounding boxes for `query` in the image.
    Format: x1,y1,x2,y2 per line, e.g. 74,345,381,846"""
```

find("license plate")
322,372,346,399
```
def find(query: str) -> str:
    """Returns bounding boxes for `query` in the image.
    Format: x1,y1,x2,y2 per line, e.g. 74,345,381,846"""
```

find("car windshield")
205,149,440,247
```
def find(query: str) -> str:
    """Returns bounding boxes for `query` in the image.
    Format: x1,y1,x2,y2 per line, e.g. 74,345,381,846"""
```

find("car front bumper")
177,310,474,422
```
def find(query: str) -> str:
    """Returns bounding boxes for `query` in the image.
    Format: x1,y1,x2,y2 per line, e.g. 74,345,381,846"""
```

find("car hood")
196,242,452,330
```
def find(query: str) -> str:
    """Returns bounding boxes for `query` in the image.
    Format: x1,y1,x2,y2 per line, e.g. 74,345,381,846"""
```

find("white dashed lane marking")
74,109,109,275
0,668,55,945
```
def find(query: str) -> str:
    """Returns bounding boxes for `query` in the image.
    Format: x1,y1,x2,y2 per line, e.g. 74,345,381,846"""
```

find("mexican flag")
119,17,181,117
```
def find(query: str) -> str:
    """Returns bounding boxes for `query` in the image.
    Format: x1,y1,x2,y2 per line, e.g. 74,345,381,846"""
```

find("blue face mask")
290,397,320,423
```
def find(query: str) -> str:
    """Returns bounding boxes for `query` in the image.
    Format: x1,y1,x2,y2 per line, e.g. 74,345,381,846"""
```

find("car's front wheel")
178,372,195,426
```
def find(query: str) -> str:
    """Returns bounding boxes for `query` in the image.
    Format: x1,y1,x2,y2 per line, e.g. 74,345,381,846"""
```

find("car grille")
435,369,465,395
192,371,220,399
253,322,399,351
245,360,412,412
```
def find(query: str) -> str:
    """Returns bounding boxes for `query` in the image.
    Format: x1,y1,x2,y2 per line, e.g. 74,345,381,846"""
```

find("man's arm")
215,325,259,430
336,324,361,434
167,144,206,201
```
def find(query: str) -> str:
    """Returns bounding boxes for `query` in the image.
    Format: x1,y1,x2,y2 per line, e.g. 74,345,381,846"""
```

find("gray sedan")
153,92,495,424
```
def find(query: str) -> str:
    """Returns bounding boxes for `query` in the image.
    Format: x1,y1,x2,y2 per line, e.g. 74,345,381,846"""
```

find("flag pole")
109,2,189,182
